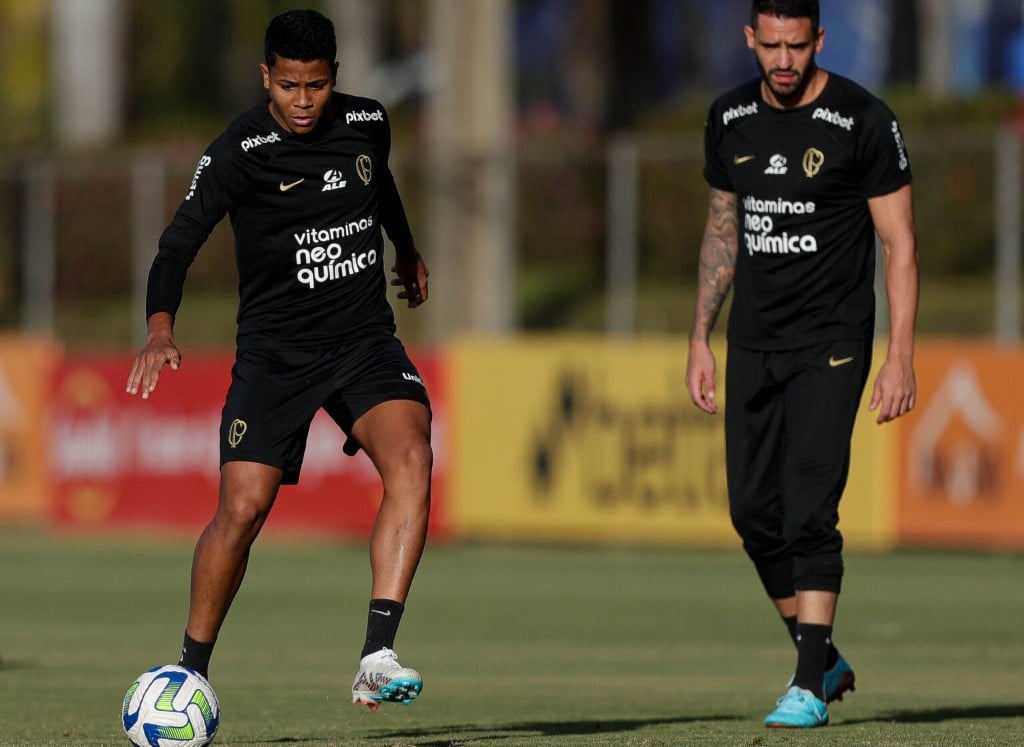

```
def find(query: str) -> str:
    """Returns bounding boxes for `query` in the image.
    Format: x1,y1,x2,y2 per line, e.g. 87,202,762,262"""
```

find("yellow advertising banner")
0,335,62,523
450,337,894,549
897,341,1024,548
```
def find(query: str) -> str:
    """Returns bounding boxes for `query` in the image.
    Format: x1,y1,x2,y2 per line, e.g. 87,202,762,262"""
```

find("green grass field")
1,531,1022,746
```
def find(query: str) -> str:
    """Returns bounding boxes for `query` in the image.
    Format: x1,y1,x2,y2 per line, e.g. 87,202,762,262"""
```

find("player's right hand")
391,251,429,309
685,340,718,415
126,338,181,400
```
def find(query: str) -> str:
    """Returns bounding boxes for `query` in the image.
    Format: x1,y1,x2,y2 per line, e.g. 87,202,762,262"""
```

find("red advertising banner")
896,341,1024,548
0,336,62,523
49,351,449,538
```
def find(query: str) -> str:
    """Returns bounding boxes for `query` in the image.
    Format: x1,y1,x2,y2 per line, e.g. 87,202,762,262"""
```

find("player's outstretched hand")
126,336,181,400
392,251,430,309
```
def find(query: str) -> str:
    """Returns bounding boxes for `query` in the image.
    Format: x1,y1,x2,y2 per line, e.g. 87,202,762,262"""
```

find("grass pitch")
1,531,1021,746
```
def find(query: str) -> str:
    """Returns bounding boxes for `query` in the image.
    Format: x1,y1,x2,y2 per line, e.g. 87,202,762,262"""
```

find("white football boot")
351,648,422,711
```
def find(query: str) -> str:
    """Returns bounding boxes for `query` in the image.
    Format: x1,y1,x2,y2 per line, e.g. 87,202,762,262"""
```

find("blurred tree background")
0,0,1022,347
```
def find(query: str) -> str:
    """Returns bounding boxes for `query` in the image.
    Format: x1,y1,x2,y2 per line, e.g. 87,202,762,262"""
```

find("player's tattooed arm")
686,187,738,415
691,187,739,342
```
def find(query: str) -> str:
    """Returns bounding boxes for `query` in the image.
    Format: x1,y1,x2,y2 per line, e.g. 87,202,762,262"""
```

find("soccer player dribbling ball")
127,8,431,712
685,0,919,728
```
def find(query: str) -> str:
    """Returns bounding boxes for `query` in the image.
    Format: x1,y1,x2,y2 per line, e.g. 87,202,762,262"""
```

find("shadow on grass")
842,704,1024,726
365,715,742,744
0,657,38,671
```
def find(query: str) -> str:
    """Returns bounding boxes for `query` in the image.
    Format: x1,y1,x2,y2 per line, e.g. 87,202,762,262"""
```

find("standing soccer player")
685,0,918,728
126,9,431,711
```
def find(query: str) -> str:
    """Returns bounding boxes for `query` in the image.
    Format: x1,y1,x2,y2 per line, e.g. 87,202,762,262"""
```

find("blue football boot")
823,654,855,703
764,686,829,728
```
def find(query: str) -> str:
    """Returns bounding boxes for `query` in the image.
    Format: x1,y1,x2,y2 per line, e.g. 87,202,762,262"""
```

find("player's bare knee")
215,490,272,536
377,439,431,499
408,437,433,473
391,434,432,474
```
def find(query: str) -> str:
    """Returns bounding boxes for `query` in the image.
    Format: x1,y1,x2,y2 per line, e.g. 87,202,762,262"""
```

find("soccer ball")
122,665,220,747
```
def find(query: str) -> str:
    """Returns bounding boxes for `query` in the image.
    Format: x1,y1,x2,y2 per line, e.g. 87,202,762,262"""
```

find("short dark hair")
264,9,337,67
750,0,819,31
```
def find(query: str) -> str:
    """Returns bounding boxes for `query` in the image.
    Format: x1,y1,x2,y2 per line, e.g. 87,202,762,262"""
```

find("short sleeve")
857,104,912,198
702,105,732,192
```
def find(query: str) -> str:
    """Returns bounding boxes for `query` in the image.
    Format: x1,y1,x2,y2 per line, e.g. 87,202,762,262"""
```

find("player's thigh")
778,341,871,537
221,347,328,484
351,398,432,478
321,332,431,461
781,340,871,485
725,346,785,519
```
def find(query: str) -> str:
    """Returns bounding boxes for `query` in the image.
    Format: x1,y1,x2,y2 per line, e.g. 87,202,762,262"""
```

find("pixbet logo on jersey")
345,109,384,125
812,107,855,131
722,101,758,126
240,132,281,151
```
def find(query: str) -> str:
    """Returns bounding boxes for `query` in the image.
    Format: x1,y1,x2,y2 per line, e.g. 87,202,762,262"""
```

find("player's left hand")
869,355,916,424
392,251,429,309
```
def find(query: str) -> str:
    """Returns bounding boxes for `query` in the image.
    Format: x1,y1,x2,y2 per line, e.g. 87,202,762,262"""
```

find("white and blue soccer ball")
122,664,220,747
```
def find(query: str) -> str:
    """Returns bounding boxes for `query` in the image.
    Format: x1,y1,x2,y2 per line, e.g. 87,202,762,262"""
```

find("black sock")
782,614,798,645
825,637,839,670
179,632,216,679
360,599,405,658
793,623,832,700
783,614,840,668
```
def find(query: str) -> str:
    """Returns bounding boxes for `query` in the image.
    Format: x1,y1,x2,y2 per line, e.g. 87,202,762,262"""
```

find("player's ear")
331,61,339,86
259,63,271,90
744,25,756,50
815,27,825,54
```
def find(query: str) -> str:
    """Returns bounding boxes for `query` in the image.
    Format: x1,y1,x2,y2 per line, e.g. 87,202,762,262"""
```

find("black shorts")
219,330,430,484
724,339,871,581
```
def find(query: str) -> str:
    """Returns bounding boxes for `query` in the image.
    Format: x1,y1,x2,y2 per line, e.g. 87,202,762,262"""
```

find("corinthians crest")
228,419,248,448
356,154,372,185
802,147,825,178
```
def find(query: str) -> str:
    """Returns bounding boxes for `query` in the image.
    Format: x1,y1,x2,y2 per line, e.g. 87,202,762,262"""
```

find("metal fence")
1,123,1020,348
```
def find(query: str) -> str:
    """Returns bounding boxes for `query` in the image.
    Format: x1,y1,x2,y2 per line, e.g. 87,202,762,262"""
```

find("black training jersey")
150,92,415,349
704,72,912,350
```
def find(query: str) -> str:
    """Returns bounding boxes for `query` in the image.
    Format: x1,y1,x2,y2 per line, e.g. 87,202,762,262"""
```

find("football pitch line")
1,532,1021,745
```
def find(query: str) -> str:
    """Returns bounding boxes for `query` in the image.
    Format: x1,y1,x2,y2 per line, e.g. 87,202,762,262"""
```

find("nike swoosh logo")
733,155,756,164
829,356,854,368
370,609,392,617
279,179,304,192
